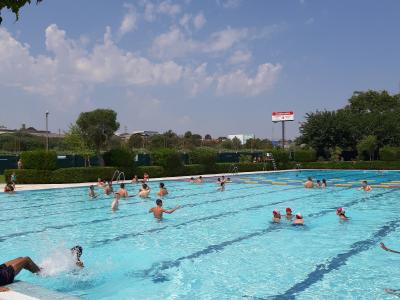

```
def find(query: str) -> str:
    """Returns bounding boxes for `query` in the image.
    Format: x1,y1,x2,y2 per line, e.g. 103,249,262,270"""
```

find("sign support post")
272,111,294,149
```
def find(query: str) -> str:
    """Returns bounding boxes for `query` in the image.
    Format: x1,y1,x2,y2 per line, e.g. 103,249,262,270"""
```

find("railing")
228,164,239,175
111,170,125,183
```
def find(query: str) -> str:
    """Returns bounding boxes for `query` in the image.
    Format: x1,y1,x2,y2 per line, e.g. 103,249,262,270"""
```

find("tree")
204,134,212,140
128,134,144,149
357,135,377,161
0,0,42,24
244,138,273,150
232,137,242,150
76,109,120,166
63,125,94,167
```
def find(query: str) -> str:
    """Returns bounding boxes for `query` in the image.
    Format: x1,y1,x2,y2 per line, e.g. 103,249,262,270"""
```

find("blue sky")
0,0,399,139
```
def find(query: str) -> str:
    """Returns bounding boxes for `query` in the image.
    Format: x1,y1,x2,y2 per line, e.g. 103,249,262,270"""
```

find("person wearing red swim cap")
336,207,349,221
285,208,293,220
293,213,304,225
272,210,281,223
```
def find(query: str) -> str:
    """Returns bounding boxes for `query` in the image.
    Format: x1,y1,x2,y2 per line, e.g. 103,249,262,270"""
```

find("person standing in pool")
218,181,225,191
321,179,327,188
304,177,314,188
117,183,129,198
139,183,151,198
293,213,304,225
285,208,294,220
156,182,168,197
149,199,180,220
272,210,281,223
104,181,114,195
89,185,97,198
0,257,41,292
360,180,372,192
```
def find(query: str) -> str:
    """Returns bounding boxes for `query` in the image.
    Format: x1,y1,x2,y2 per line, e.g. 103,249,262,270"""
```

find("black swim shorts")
0,264,15,286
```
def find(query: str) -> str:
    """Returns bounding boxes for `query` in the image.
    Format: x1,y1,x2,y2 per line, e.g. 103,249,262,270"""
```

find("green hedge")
379,147,400,161
136,166,165,178
271,149,290,163
183,164,205,175
51,167,117,183
189,148,217,172
293,150,317,162
103,148,134,167
4,169,53,184
151,149,183,176
21,150,57,170
301,161,400,170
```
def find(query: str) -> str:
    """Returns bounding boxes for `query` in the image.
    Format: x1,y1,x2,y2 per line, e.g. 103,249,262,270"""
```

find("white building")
227,134,255,144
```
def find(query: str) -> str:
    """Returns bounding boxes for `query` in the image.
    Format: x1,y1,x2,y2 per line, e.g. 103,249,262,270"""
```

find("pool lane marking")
269,215,400,299
0,186,298,242
130,189,396,283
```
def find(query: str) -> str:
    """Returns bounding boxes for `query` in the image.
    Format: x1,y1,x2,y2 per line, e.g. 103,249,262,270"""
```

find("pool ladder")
229,164,239,175
111,170,126,183
265,153,277,171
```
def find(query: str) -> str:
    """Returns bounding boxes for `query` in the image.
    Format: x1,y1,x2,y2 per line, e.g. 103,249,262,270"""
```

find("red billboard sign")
272,111,294,122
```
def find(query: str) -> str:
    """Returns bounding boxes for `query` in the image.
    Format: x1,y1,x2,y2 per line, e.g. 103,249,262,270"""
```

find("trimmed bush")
379,147,400,161
301,161,400,170
271,149,289,163
103,148,134,167
294,149,317,162
51,167,117,183
136,166,165,178
189,148,217,172
20,150,57,170
4,169,52,184
183,164,205,175
151,149,183,176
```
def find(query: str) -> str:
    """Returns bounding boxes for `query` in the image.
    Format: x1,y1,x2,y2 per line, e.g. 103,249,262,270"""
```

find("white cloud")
228,50,252,65
118,5,138,38
193,12,206,30
217,0,241,8
0,25,183,105
151,26,248,59
216,63,282,96
142,0,181,22
179,13,191,30
183,63,215,96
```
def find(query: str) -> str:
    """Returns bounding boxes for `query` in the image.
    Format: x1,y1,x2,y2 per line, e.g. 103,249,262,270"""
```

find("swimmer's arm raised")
163,206,181,214
381,243,400,254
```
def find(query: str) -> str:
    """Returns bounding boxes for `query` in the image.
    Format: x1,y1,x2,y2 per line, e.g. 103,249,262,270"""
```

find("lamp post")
45,111,49,152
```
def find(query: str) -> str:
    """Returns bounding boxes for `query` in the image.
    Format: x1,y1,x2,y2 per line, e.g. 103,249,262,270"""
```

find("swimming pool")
1,170,400,299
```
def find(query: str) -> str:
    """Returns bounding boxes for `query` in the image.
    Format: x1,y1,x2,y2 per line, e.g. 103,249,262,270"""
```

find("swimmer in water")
226,177,232,183
218,181,225,191
0,257,41,292
304,177,314,188
189,177,195,183
272,210,281,223
195,176,203,183
156,182,168,197
316,180,322,188
111,192,120,211
143,173,149,182
138,183,151,198
97,178,105,187
148,199,180,220
336,207,349,221
70,246,84,268
293,213,304,225
104,181,113,195
285,207,294,220
360,180,372,192
131,175,138,184
117,183,129,198
380,243,400,296
88,185,97,198
321,179,327,188
3,182,15,193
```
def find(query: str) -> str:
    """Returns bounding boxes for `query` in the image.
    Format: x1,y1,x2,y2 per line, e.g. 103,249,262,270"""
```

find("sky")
0,0,399,140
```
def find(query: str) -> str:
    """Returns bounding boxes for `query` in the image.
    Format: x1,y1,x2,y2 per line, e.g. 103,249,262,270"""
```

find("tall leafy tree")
76,109,120,165
63,125,94,167
0,0,42,24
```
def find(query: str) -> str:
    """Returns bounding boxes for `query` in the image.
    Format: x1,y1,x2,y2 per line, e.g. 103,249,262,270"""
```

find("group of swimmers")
304,177,372,191
272,208,304,225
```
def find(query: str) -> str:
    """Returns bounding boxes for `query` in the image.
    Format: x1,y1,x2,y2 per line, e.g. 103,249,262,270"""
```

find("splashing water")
39,246,77,276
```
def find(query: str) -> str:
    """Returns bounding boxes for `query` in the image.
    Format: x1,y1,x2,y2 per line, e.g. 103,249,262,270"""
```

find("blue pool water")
1,170,400,299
